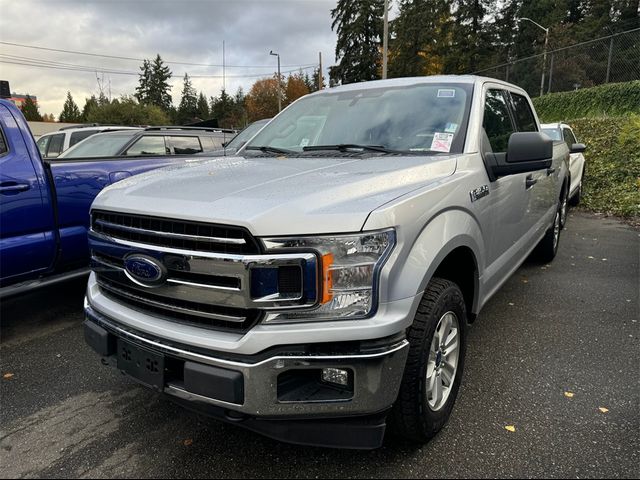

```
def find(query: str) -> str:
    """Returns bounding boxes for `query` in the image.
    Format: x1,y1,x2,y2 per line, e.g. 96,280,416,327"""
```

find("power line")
0,56,316,79
0,41,316,69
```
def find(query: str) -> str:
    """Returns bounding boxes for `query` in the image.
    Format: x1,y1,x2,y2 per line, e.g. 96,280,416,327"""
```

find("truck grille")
89,210,317,334
96,276,261,332
92,210,260,255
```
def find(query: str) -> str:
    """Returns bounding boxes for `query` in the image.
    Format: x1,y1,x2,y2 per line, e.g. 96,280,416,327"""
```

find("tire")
569,171,584,207
390,278,467,443
559,183,569,229
534,203,562,263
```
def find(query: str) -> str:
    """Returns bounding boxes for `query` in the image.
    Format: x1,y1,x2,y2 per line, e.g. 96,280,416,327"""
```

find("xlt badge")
470,185,490,202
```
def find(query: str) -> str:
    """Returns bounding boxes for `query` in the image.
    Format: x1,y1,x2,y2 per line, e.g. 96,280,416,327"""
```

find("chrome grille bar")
97,279,247,323
94,219,246,245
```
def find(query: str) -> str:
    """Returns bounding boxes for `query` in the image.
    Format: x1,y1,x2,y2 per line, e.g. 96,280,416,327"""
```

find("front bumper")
84,306,409,448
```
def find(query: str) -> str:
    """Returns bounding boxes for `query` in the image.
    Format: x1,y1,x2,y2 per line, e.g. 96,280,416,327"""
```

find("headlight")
261,229,395,322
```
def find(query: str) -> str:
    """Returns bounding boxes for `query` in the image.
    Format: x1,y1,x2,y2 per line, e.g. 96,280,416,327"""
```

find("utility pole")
521,17,549,97
270,50,281,112
382,0,389,79
318,51,323,90
222,40,226,92
606,36,614,83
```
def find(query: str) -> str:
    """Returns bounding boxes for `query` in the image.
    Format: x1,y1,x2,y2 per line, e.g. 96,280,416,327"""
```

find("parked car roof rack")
143,126,238,134
59,123,109,131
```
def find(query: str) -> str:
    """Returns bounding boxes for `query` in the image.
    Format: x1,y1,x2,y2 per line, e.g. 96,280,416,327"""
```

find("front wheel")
390,278,467,443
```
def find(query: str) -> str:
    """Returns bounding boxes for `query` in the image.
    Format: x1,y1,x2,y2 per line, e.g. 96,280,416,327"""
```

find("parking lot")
1,211,638,479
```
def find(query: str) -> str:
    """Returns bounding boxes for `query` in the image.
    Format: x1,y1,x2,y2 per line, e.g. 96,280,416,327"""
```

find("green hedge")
570,115,640,218
533,81,640,122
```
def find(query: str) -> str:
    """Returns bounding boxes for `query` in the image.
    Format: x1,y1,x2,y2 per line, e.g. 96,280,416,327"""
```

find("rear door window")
200,135,224,151
483,89,516,153
125,136,168,156
168,136,203,154
509,93,538,132
46,133,65,158
69,129,98,148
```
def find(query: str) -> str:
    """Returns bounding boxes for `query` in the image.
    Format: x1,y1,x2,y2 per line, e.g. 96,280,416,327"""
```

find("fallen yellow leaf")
564,392,575,398
505,425,516,433
599,407,609,413
3,373,14,380
183,439,193,446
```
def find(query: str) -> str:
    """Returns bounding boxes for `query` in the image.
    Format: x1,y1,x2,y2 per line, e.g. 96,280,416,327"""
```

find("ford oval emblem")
124,255,166,287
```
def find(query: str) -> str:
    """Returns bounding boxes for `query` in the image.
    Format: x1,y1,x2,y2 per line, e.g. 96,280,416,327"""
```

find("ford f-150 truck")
84,76,574,449
0,99,196,296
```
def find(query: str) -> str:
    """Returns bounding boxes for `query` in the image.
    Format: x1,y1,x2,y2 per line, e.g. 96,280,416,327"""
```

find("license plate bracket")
117,339,165,391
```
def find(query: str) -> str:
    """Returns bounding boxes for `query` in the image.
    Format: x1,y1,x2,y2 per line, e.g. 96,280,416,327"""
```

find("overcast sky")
0,0,350,118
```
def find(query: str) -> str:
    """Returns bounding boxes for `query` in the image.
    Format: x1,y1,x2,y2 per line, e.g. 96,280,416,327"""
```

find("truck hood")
93,154,457,235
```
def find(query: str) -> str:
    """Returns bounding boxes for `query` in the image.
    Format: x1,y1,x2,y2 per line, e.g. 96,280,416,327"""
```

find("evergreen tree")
329,0,384,84
210,89,233,125
446,0,498,73
176,73,197,124
196,92,209,119
20,95,42,121
59,91,82,123
388,0,451,77
139,54,173,111
135,59,152,104
81,96,99,122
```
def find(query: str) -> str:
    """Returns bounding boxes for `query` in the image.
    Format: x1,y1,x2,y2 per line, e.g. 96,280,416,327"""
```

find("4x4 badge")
470,185,490,202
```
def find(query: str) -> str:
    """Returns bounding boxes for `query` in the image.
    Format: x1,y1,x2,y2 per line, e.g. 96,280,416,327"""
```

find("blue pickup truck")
0,99,197,296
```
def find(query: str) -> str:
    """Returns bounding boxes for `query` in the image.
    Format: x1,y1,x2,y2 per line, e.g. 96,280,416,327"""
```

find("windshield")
541,128,562,141
246,83,472,154
226,119,269,150
59,131,140,158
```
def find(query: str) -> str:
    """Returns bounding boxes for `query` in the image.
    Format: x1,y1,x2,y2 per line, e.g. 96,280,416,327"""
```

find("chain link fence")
473,28,640,97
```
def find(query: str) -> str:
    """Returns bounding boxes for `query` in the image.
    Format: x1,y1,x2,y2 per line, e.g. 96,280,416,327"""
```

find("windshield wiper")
245,145,295,155
302,144,402,154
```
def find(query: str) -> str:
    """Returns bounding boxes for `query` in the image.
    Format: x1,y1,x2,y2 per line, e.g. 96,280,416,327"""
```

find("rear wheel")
534,204,562,263
390,278,467,443
560,184,569,229
569,171,584,207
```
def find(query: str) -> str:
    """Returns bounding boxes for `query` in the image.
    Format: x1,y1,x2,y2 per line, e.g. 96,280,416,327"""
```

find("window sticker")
444,122,458,133
437,89,456,98
430,132,454,153
300,138,310,147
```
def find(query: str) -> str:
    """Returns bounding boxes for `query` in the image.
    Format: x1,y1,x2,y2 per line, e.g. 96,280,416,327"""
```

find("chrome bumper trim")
87,306,409,417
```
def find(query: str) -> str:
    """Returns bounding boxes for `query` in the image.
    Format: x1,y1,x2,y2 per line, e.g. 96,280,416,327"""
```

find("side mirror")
488,132,553,177
570,143,586,154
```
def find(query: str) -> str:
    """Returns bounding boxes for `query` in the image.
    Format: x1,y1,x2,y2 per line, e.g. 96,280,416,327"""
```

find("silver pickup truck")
84,76,572,449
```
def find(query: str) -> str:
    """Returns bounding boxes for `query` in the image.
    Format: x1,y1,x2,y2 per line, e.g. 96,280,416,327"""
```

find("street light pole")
270,50,281,112
521,17,549,97
382,0,389,79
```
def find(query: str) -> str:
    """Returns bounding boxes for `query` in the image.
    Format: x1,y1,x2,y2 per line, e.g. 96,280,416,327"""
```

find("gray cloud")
0,0,337,117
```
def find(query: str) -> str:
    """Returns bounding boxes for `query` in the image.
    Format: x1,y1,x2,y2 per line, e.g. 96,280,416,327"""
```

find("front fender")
377,208,485,314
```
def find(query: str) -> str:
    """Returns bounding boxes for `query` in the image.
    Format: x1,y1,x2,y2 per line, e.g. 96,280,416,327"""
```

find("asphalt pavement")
1,211,638,479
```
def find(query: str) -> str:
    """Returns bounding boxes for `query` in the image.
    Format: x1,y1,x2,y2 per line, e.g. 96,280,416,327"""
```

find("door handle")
0,182,30,194
547,167,556,176
525,175,537,189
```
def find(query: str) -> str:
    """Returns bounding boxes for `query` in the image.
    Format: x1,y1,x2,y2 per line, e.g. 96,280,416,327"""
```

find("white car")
541,123,587,207
36,125,140,159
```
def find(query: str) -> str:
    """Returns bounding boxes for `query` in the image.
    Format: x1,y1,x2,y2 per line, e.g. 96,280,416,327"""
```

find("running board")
0,269,90,299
